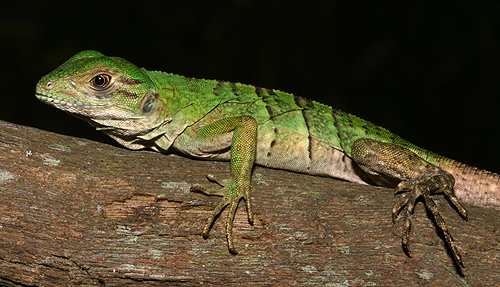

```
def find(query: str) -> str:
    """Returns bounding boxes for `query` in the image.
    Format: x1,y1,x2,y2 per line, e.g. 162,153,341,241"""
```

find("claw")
192,176,253,254
191,182,225,196
392,194,410,223
393,174,465,268
206,173,226,187
226,200,239,254
401,209,414,257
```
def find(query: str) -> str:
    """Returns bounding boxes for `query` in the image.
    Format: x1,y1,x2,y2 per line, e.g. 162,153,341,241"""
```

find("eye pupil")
95,75,105,85
91,74,110,88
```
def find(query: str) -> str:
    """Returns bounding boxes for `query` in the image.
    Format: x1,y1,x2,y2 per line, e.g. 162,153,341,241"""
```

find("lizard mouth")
36,93,109,110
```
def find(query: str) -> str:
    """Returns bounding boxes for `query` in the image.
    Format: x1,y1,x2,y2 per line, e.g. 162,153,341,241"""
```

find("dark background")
3,1,500,172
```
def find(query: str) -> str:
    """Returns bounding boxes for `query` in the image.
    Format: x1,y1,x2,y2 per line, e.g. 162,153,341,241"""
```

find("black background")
3,1,500,172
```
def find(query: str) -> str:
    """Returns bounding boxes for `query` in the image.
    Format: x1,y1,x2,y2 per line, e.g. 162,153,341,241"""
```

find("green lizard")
35,50,500,267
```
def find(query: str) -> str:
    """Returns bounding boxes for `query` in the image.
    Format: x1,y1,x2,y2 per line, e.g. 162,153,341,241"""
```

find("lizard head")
35,50,168,140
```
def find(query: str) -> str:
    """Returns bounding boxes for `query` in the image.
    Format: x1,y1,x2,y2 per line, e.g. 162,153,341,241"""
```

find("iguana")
35,50,500,267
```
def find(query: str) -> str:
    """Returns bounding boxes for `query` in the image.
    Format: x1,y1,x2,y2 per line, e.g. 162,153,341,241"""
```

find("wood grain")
0,121,498,286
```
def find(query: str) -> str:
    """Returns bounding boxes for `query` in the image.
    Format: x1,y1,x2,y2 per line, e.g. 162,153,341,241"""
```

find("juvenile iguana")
35,50,500,267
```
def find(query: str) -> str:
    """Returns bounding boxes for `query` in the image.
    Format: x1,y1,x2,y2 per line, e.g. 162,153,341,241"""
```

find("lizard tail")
438,159,500,210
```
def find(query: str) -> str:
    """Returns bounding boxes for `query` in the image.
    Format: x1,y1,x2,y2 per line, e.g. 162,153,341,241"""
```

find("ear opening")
140,91,159,114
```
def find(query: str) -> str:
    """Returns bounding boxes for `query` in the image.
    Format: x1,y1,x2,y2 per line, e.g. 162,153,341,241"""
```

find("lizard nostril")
46,81,53,89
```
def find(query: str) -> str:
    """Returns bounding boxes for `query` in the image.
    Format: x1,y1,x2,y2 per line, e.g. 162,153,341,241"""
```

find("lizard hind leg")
351,138,468,267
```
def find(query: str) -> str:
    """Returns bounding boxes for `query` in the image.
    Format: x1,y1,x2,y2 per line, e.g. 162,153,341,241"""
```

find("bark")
0,120,498,286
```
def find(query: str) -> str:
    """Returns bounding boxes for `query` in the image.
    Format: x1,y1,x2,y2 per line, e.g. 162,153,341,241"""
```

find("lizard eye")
91,74,111,89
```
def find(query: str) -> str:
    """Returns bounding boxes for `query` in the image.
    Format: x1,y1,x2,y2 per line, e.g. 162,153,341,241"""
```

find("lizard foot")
191,174,254,254
351,138,468,267
392,171,468,267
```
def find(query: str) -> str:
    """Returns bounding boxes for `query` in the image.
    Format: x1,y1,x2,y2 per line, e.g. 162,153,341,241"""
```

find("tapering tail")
438,159,500,210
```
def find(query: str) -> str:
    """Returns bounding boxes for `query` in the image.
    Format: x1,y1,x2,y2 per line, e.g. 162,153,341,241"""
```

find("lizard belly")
172,120,371,184
255,126,371,185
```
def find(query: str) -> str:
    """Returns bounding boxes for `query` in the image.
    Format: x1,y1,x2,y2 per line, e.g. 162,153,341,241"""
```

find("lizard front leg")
189,116,257,254
351,138,468,267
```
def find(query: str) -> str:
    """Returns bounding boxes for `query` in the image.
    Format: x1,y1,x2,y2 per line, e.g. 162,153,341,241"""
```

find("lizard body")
36,50,500,266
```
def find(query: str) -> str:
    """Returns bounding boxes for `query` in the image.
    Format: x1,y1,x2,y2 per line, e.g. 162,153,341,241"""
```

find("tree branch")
0,120,498,286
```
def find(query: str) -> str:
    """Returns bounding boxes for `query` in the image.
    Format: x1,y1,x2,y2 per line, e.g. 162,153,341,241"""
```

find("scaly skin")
36,50,500,266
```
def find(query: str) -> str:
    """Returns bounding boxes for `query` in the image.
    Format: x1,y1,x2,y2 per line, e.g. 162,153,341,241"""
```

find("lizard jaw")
35,92,109,111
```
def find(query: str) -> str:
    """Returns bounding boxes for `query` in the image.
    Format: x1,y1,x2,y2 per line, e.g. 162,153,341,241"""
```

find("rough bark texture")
0,120,499,286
